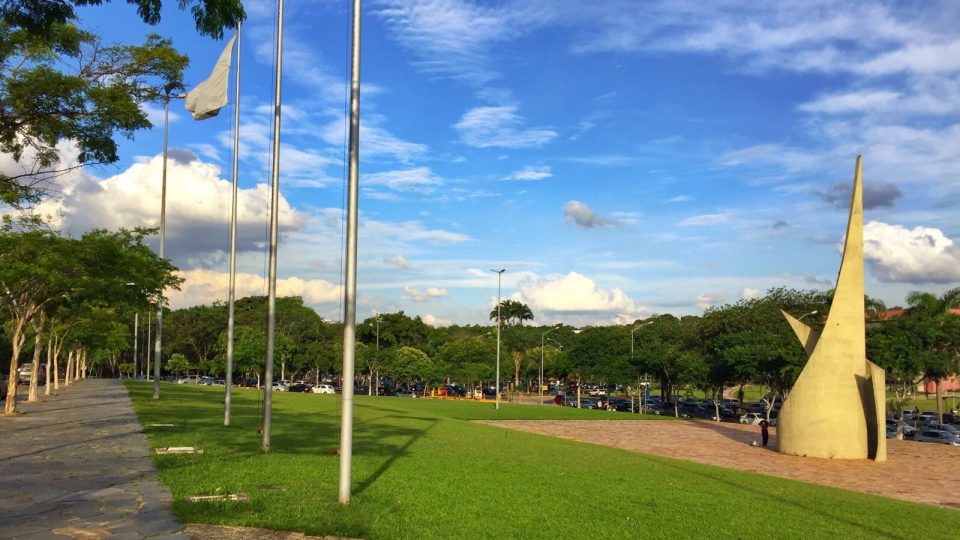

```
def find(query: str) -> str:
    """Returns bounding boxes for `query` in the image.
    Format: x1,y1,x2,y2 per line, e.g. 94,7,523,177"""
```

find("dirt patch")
481,419,960,509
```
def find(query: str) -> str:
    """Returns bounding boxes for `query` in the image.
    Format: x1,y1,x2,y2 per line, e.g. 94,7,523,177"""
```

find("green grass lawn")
127,382,959,539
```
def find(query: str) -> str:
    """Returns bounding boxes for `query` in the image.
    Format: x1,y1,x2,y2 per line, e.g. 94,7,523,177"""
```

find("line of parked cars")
888,411,960,446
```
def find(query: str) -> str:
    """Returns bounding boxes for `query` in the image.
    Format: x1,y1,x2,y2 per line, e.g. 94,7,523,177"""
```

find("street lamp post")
540,324,561,404
490,268,505,410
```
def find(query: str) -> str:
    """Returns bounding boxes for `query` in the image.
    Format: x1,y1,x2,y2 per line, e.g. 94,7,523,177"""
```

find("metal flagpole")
133,312,139,378
339,0,362,505
153,89,171,400
262,0,285,453
224,22,242,427
491,268,505,410
145,309,151,380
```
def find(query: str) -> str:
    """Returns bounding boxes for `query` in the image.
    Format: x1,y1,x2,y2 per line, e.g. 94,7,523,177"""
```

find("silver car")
916,430,960,446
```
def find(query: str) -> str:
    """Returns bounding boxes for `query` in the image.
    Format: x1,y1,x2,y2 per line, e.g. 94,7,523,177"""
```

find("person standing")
759,419,770,447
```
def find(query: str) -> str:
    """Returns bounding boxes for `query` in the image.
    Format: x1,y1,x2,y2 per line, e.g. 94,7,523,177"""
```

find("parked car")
579,399,598,410
288,382,313,392
212,379,226,386
740,412,766,425
200,376,215,385
312,384,336,394
177,375,201,384
916,430,960,446
915,412,938,425
885,419,917,438
17,363,33,384
271,381,287,392
745,403,767,414
925,423,959,435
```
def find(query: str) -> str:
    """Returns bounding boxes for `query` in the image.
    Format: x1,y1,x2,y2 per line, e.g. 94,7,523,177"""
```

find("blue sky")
30,0,960,326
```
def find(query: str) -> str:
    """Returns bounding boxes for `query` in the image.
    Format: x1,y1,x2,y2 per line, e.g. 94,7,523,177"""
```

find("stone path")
483,419,960,509
0,379,186,539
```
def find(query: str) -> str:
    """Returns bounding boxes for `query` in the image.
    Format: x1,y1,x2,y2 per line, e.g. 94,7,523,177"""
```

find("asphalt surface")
0,378,186,539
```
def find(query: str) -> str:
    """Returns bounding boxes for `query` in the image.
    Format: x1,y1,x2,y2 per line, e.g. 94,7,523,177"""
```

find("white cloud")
564,200,625,229
665,195,691,203
422,314,452,327
455,106,557,149
506,165,552,181
864,220,960,283
170,268,341,309
696,292,727,310
510,272,644,324
384,254,411,269
678,213,730,227
402,284,448,302
32,151,306,263
799,90,901,114
364,167,443,192
858,40,960,76
373,0,522,84
320,118,428,163
741,288,762,300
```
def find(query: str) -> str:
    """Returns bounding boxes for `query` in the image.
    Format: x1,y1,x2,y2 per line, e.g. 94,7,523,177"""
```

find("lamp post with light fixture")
540,324,561,404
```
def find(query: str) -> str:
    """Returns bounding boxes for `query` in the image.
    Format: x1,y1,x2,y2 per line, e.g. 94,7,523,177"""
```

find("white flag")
184,34,237,121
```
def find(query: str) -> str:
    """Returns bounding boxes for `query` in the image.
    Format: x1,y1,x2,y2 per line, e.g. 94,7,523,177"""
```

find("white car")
271,381,287,392
740,412,766,425
312,384,336,394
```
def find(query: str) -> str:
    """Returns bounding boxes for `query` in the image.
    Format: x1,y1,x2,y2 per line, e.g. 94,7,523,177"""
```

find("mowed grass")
127,383,959,539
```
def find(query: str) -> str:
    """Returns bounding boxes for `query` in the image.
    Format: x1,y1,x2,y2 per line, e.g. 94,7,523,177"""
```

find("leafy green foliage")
0,0,244,207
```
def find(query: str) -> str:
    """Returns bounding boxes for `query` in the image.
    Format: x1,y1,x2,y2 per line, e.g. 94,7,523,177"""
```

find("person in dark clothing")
759,419,770,447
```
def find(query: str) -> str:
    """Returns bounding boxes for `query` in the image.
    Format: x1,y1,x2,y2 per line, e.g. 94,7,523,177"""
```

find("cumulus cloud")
696,292,727,310
741,288,762,300
422,314,452,327
506,165,552,181
864,220,960,283
170,268,341,309
455,106,557,149
403,284,448,302
32,151,306,264
815,181,903,210
510,272,643,323
563,200,625,229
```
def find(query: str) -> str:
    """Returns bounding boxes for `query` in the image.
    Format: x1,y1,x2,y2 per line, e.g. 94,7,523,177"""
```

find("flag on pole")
185,34,237,120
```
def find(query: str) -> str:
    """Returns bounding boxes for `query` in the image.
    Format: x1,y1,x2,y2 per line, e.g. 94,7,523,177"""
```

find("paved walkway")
483,419,960,509
0,379,186,539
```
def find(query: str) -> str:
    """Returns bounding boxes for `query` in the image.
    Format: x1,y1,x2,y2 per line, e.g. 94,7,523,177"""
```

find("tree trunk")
44,333,53,396
714,387,721,422
53,336,62,391
28,330,42,402
65,349,74,386
936,379,943,424
4,315,28,415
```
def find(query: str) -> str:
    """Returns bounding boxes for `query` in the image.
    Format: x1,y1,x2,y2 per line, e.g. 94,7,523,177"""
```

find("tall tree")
0,0,244,207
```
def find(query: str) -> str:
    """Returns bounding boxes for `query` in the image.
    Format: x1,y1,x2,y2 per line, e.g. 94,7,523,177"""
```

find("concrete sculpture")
778,156,886,461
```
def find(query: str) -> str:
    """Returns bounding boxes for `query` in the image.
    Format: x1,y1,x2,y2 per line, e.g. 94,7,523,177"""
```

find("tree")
1,226,180,414
166,353,190,378
489,300,534,326
0,0,244,207
164,304,225,368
